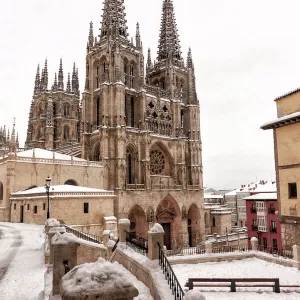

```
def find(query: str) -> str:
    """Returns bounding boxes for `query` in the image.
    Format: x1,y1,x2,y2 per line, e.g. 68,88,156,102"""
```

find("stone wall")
281,222,300,250
111,249,162,300
77,242,108,264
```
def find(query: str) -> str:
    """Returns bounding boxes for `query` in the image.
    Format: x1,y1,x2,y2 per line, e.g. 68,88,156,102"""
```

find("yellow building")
262,88,300,249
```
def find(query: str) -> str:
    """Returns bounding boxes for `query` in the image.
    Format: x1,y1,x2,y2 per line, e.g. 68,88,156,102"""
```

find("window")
271,220,276,233
251,203,256,213
263,237,268,249
84,203,89,214
97,97,101,128
127,152,133,184
212,217,216,227
34,206,38,214
63,103,70,117
289,183,297,198
269,203,275,214
43,203,46,211
273,239,278,250
0,181,3,200
27,204,30,210
14,203,16,210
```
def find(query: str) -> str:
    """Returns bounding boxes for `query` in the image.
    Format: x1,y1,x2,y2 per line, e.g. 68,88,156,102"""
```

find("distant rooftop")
244,192,277,201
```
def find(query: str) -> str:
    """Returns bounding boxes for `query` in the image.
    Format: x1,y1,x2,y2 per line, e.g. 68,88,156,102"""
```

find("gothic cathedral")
26,0,205,249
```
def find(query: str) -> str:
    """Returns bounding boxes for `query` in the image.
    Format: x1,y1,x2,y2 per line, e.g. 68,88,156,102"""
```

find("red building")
245,193,282,252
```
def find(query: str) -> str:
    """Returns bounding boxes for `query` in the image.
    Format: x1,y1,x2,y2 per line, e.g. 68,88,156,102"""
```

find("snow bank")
45,218,60,227
149,223,164,234
119,218,130,225
60,258,132,295
52,233,79,245
183,290,206,300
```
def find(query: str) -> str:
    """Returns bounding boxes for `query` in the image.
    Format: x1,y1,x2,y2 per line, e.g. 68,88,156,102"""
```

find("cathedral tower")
25,60,81,150
82,0,204,249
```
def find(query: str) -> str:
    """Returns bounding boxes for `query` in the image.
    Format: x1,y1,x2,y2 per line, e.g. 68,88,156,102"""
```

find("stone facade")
262,88,300,249
25,59,81,150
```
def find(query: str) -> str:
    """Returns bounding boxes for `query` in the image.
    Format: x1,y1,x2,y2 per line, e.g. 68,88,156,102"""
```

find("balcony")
251,225,258,231
250,208,257,213
270,227,277,233
268,208,276,214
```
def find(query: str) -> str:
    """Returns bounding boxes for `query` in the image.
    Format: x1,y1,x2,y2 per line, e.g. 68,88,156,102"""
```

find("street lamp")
45,176,52,219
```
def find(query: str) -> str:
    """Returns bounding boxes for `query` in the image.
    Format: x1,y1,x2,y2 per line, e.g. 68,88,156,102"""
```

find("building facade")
245,193,281,251
25,60,81,150
79,0,205,249
262,88,300,250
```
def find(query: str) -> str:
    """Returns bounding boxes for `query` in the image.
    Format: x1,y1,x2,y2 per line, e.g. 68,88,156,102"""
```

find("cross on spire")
157,0,182,62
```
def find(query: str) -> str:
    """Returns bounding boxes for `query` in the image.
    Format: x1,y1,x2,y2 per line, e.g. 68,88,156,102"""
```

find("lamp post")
45,176,51,219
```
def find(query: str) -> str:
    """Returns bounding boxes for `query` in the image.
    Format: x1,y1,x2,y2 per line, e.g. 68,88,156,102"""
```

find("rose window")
150,150,165,175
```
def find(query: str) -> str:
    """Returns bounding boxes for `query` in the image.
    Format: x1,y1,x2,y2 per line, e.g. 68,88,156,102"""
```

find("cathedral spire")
34,64,40,95
67,73,71,92
88,21,94,47
157,0,182,62
187,47,193,68
52,73,58,91
147,48,152,69
58,59,64,91
43,59,48,90
99,0,129,42
136,22,141,48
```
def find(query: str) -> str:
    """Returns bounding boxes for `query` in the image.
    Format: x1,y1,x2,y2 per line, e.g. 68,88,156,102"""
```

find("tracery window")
63,126,69,140
63,103,70,117
150,150,165,175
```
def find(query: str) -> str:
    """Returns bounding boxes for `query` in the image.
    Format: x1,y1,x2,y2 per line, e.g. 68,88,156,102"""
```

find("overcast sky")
2,0,300,189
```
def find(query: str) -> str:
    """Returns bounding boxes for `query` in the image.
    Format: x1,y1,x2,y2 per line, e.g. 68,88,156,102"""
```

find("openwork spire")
88,21,94,47
157,0,182,62
187,48,193,68
66,73,71,92
58,58,64,91
52,73,58,91
72,63,79,94
100,0,128,41
34,64,40,95
147,48,152,69
136,22,141,48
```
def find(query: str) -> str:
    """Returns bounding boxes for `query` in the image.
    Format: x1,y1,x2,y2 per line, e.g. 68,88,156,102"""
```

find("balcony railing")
268,208,276,214
250,208,257,213
251,225,258,231
270,227,277,233
125,231,148,256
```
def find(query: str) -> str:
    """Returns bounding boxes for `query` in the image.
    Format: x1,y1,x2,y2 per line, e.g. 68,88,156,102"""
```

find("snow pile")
118,243,148,264
45,218,60,227
149,223,164,234
103,229,111,235
60,258,132,295
52,233,79,245
183,290,206,300
106,239,116,248
49,227,66,234
119,218,130,225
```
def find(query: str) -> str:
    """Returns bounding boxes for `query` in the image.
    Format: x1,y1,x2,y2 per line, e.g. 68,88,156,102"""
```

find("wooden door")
20,206,24,223
161,223,171,250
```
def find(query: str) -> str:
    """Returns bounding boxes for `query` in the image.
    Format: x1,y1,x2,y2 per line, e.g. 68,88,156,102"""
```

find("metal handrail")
112,237,120,252
125,231,148,256
63,225,103,244
158,243,185,300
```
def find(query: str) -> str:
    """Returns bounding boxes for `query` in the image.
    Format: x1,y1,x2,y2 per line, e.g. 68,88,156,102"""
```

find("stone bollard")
45,218,60,234
49,227,66,264
292,245,300,270
60,259,139,300
205,242,213,254
250,237,258,251
52,233,80,296
118,219,130,243
148,223,165,260
102,229,111,245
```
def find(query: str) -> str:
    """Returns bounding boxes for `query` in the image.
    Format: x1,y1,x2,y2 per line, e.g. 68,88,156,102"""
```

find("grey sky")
1,0,299,189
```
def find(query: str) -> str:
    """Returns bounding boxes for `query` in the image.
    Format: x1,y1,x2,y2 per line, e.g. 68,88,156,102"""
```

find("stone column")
148,223,165,260
181,219,189,247
250,237,258,251
205,242,212,254
48,227,66,264
293,245,300,270
102,230,111,245
52,233,80,296
118,219,130,243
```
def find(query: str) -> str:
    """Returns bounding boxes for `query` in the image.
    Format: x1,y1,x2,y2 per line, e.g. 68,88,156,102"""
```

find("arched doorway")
128,205,147,238
187,204,200,247
64,179,78,186
156,195,181,250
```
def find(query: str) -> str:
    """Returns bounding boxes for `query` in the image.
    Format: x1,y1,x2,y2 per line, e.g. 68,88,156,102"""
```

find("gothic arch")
187,203,200,247
92,142,100,161
0,181,3,200
63,125,70,141
126,144,137,185
128,205,147,238
63,102,70,117
156,194,181,249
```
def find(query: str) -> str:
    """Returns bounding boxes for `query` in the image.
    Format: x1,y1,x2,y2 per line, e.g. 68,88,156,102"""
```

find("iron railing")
257,245,293,259
112,237,120,252
212,244,248,254
63,225,103,244
158,243,185,300
166,245,206,257
125,231,148,256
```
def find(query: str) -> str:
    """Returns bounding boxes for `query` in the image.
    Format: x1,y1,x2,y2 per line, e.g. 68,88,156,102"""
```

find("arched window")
130,64,134,88
0,182,3,200
63,126,69,141
53,103,56,117
63,103,70,117
212,217,216,227
130,97,135,127
96,65,100,88
97,97,101,128
124,61,128,86
64,179,78,186
181,109,184,128
127,152,133,184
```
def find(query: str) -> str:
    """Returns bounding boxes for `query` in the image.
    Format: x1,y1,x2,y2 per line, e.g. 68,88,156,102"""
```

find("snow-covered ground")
0,223,45,300
173,258,300,300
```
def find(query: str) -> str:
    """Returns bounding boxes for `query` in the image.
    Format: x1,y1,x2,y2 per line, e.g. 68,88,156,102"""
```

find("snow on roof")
12,185,111,196
244,192,277,200
17,148,86,161
225,190,237,196
261,111,300,129
204,194,223,199
231,180,276,194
